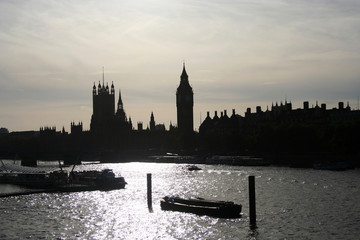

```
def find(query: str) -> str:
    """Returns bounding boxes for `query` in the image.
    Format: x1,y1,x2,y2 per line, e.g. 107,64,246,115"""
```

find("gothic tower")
150,112,155,131
115,89,126,122
176,63,194,147
90,69,131,147
90,78,115,135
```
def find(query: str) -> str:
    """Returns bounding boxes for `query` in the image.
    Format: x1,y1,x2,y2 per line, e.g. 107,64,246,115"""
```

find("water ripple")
1,163,359,239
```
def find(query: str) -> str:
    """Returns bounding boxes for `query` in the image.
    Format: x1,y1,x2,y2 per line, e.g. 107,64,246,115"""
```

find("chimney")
137,122,143,131
256,106,262,113
338,102,344,110
304,101,309,110
321,104,326,110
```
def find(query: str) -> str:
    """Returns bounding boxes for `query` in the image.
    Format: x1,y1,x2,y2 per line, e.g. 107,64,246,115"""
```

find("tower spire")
181,62,188,80
111,81,115,95
118,89,123,110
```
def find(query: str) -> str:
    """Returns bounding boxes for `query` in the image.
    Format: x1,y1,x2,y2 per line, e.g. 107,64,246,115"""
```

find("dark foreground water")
1,162,359,239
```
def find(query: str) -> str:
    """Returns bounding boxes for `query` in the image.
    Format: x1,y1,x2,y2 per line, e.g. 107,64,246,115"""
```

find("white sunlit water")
1,162,360,239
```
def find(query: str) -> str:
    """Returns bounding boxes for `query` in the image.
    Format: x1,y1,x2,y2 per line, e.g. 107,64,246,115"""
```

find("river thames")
1,162,359,239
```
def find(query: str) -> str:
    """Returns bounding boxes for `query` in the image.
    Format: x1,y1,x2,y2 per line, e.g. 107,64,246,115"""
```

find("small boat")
160,196,242,218
81,161,101,165
187,165,201,171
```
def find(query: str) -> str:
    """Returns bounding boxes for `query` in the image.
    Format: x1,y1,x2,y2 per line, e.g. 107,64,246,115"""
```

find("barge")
160,196,242,218
0,168,126,192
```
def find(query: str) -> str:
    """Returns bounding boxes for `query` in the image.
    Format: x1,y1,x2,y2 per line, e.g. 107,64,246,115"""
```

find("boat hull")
160,197,242,218
0,169,127,192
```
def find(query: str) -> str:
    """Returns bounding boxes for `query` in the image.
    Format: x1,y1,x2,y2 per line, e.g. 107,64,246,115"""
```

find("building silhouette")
150,112,155,131
199,100,360,154
70,122,83,136
90,80,115,135
90,73,131,147
200,101,359,134
176,63,194,149
2,65,360,161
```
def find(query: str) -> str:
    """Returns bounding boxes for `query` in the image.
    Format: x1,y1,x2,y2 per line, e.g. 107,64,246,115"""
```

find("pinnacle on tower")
181,61,188,80
111,81,115,94
118,89,123,110
93,82,96,95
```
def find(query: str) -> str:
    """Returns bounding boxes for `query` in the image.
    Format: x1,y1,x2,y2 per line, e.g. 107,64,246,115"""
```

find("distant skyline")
1,0,359,132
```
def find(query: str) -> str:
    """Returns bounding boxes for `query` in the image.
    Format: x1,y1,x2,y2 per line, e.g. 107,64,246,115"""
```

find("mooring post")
249,175,256,225
147,173,152,211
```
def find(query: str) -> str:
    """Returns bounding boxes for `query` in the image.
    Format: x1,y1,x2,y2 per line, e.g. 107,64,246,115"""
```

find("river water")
0,162,359,239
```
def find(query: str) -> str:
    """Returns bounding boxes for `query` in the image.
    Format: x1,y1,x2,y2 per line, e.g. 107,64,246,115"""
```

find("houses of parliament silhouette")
85,64,194,149
1,63,360,161
90,72,132,144
82,63,359,154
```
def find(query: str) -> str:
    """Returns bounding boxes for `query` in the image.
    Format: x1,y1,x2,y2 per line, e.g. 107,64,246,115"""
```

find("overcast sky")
1,0,359,132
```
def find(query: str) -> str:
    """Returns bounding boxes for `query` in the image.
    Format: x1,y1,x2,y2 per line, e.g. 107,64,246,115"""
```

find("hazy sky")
1,0,359,132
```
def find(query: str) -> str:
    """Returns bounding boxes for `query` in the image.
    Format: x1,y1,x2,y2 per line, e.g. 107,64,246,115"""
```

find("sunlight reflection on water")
1,163,359,239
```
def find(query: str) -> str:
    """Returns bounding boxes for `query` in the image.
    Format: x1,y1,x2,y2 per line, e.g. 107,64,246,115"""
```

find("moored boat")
313,161,348,171
69,169,127,190
160,196,242,218
0,165,127,192
0,170,68,189
0,172,54,188
205,155,270,166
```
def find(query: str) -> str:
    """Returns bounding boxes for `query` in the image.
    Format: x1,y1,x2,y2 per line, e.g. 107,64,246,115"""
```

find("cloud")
1,0,360,131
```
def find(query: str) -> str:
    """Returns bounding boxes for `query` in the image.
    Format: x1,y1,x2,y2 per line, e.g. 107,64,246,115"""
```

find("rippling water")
1,162,359,239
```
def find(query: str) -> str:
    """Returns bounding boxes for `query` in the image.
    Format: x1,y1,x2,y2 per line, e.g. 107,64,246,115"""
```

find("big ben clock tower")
176,63,194,147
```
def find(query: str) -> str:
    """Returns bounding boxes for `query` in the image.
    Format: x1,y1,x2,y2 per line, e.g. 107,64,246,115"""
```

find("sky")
0,0,360,132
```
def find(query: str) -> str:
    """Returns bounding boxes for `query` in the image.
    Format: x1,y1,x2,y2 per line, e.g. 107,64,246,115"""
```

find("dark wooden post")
249,175,256,225
147,173,152,211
